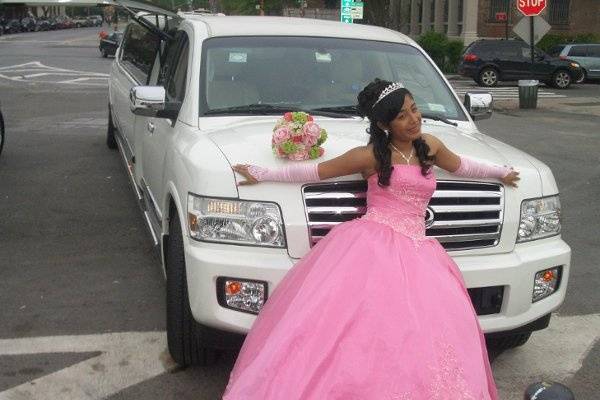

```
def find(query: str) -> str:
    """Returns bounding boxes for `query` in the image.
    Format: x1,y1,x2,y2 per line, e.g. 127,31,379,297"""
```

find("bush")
537,32,600,52
417,31,464,73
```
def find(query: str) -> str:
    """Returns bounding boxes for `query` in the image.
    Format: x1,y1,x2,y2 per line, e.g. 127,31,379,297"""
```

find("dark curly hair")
357,78,434,186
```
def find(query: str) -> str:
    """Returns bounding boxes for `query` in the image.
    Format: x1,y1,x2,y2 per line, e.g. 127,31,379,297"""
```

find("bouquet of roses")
271,112,328,161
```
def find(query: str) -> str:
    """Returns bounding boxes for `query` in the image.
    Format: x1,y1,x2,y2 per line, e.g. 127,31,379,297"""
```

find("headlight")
517,195,561,243
187,194,286,247
570,62,580,68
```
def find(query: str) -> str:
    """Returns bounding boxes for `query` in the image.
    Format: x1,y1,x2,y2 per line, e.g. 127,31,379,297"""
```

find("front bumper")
184,235,571,335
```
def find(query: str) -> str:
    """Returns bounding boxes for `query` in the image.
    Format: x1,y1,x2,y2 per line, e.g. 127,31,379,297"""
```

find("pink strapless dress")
223,165,498,400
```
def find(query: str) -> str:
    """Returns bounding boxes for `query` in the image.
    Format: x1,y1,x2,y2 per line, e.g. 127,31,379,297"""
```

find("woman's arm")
233,146,374,185
425,134,520,187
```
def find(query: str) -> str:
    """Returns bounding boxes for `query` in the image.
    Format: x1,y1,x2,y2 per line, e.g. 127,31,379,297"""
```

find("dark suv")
459,39,583,89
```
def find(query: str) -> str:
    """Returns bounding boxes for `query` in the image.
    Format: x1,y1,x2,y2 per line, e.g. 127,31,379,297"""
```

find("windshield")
200,36,466,120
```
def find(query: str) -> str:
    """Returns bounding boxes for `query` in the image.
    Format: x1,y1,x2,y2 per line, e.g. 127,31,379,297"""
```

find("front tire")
106,107,117,149
486,332,532,351
552,70,572,89
166,211,220,367
575,69,587,84
478,67,499,87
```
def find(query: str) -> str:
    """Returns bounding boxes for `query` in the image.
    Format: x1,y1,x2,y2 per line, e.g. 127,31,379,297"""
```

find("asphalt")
0,26,598,400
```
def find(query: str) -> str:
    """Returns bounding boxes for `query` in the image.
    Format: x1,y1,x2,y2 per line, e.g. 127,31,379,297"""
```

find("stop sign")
517,0,547,16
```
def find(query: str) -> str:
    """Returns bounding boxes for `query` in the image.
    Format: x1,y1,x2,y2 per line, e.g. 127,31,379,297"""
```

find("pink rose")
302,122,321,146
288,148,309,161
291,134,303,144
274,146,286,158
283,112,293,122
318,147,325,157
307,115,314,122
272,126,292,145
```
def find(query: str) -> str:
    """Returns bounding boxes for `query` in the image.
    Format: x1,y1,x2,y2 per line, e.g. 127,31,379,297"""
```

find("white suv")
107,9,571,366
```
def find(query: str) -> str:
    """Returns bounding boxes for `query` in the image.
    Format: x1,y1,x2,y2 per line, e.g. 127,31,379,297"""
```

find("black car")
458,39,583,89
20,17,36,32
4,19,22,34
36,17,51,31
99,31,123,58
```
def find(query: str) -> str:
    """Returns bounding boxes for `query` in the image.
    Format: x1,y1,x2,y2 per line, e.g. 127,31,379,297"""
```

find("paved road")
0,28,598,400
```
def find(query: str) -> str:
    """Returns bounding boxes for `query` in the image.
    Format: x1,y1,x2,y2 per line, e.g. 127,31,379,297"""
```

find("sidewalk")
444,74,600,117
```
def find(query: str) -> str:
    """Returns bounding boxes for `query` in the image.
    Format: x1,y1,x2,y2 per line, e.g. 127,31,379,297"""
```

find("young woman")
223,79,519,399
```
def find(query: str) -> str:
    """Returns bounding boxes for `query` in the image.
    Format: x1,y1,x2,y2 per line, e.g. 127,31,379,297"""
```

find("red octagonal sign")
517,0,547,16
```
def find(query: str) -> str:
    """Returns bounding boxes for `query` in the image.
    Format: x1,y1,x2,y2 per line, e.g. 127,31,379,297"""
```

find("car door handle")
147,121,155,134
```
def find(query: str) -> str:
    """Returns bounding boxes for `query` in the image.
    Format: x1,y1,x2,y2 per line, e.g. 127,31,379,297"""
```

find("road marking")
0,314,597,399
0,332,170,400
0,61,108,87
451,82,567,99
493,313,600,399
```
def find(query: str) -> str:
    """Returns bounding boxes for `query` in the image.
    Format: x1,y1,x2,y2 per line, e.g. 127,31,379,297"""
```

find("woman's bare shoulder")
421,133,442,154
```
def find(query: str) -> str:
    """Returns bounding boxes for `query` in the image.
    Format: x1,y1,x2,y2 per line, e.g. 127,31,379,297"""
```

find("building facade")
397,0,600,45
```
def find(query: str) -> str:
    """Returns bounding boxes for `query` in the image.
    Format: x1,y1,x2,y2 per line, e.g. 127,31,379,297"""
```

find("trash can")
518,80,539,109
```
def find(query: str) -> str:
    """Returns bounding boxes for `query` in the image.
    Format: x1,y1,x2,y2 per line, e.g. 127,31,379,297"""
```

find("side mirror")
464,92,493,120
130,86,166,117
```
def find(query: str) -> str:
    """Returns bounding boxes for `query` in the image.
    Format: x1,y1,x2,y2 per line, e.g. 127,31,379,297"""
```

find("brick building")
394,0,600,45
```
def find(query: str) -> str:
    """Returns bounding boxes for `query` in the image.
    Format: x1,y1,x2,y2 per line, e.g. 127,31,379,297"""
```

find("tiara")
373,81,405,107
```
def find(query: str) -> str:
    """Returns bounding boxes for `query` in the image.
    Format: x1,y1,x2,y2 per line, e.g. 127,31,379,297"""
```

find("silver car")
548,43,600,83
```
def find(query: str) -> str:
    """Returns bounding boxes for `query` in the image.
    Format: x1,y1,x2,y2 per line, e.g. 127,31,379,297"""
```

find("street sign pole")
530,16,534,78
505,0,509,40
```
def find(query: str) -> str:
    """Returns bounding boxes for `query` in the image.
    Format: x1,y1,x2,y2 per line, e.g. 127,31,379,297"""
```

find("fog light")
533,267,561,303
218,278,267,314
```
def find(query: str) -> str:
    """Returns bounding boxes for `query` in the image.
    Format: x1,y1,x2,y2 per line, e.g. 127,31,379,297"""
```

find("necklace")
390,143,414,165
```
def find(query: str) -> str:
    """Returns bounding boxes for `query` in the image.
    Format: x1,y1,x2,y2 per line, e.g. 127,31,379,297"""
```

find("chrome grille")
303,180,503,251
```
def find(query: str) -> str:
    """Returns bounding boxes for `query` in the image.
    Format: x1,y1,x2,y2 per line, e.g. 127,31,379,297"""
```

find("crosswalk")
450,80,566,99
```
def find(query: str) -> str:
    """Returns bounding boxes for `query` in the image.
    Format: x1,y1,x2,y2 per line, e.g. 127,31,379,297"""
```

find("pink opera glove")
247,163,321,183
453,156,512,179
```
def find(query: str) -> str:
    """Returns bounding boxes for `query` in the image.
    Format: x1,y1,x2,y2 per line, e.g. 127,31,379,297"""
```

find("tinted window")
568,46,588,57
547,45,565,57
588,46,600,57
120,21,160,84
200,36,467,120
167,38,189,103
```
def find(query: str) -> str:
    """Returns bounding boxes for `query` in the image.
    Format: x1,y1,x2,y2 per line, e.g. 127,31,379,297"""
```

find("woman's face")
388,96,422,142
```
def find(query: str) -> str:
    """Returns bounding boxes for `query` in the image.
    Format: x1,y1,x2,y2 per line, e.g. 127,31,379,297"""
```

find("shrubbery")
537,33,600,52
417,31,464,73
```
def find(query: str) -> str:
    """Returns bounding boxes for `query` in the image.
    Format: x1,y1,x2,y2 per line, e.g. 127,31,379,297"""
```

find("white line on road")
493,313,600,399
0,314,597,399
0,332,169,400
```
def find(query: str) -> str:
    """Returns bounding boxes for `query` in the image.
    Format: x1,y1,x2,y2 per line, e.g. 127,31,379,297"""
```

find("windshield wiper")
421,113,458,127
310,105,360,115
204,104,293,115
204,104,348,118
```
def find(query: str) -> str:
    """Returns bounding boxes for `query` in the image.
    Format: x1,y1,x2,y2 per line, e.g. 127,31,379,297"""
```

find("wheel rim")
576,71,586,84
482,70,497,86
556,71,570,88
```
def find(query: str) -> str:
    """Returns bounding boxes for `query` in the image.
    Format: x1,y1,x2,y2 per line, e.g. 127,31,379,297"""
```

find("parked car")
4,19,22,34
72,16,91,28
99,31,123,57
108,8,570,366
20,17,36,32
547,43,600,83
459,39,583,89
47,17,59,30
88,15,103,26
35,17,52,31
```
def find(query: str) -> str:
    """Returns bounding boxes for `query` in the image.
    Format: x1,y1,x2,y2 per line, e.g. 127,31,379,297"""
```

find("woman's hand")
501,169,520,187
232,164,259,186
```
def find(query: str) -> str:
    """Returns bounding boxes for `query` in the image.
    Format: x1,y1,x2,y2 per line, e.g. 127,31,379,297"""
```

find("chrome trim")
302,180,504,251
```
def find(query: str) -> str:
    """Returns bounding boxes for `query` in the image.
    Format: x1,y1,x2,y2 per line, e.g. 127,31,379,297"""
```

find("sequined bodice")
362,165,436,241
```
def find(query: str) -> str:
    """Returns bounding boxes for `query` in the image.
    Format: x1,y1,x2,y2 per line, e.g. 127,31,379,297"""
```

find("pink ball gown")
223,165,498,400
